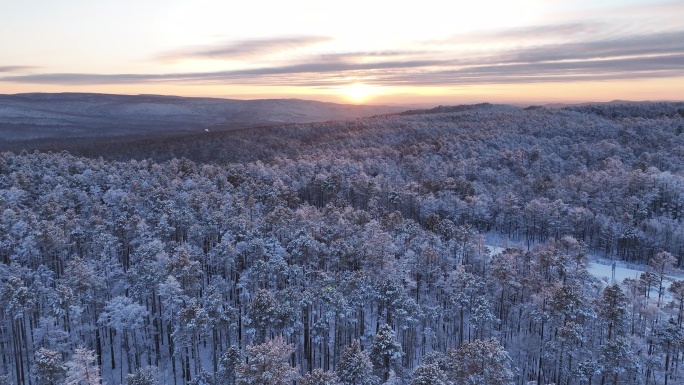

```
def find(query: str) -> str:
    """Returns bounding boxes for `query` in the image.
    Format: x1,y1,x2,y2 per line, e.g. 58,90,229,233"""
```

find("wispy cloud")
439,22,610,45
0,59,447,85
157,36,331,61
374,55,684,86
315,50,433,61
3,30,683,87
486,22,607,40
0,66,37,73
496,30,684,64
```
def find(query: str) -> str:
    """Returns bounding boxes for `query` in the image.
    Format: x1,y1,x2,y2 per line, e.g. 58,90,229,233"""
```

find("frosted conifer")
336,340,377,385
33,347,65,385
411,363,446,385
236,336,299,385
370,324,403,382
126,366,161,385
64,346,102,385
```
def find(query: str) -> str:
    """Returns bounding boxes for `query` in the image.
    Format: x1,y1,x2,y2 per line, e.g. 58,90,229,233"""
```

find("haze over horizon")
1,0,683,105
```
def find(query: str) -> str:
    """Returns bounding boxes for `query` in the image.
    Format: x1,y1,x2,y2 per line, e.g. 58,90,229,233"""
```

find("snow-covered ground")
487,245,506,256
483,244,641,285
588,261,645,285
484,242,682,295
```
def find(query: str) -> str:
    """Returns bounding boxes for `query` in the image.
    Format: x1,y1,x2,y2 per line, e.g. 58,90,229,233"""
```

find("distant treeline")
397,103,499,116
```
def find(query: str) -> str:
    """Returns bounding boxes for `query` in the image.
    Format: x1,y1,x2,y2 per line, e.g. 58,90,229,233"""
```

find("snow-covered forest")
2,102,684,385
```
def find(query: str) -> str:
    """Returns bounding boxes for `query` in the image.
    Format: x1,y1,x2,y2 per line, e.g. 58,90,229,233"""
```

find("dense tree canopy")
1,102,684,384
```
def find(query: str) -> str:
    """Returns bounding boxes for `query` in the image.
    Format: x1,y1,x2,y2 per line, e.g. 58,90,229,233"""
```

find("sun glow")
343,83,374,103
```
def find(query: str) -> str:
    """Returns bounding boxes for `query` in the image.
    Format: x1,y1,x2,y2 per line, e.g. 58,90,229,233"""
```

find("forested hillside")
2,102,684,385
0,93,404,151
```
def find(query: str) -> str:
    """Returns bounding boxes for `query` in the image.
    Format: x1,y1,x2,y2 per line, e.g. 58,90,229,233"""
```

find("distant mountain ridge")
397,103,514,116
0,92,406,147
541,99,683,109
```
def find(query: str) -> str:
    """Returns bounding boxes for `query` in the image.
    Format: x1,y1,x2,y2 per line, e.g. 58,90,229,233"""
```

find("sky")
1,0,683,105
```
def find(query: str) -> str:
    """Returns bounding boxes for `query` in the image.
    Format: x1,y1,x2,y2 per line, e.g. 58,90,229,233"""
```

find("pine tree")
411,363,446,385
370,324,403,382
574,359,600,385
653,318,684,385
599,337,639,385
64,346,102,385
245,289,284,343
236,336,299,385
649,251,677,307
301,369,341,385
599,284,627,340
445,339,513,385
190,370,216,385
32,348,65,385
126,366,161,385
217,346,241,385
336,340,377,385
669,280,684,325
98,295,148,375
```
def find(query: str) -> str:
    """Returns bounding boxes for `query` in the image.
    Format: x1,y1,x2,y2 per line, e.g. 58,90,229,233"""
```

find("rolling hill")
0,92,405,150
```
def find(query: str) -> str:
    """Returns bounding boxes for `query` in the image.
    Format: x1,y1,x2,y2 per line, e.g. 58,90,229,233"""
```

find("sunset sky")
1,0,683,105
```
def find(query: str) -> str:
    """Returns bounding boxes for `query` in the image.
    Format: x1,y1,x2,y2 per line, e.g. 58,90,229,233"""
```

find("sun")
342,83,374,103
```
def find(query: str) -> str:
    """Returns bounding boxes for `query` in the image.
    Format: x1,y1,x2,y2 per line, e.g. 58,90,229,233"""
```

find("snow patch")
587,261,643,285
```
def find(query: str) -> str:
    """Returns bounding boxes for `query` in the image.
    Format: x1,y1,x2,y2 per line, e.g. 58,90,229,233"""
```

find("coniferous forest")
3,102,684,385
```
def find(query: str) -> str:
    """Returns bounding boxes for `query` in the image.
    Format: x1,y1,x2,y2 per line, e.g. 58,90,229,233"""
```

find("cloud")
496,30,684,64
315,50,433,61
0,66,37,73
448,22,609,44
372,54,684,86
0,59,448,85
3,30,684,88
489,23,606,39
158,36,331,61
